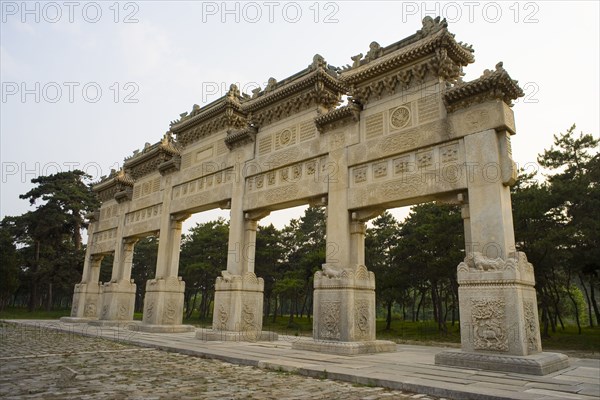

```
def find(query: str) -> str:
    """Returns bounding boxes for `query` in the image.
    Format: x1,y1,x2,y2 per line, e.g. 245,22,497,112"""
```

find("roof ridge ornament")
365,42,383,62
417,16,448,39
309,54,327,70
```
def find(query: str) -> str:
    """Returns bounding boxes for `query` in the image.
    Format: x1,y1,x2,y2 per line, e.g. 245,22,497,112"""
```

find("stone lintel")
196,328,278,342
435,349,570,375
292,339,396,355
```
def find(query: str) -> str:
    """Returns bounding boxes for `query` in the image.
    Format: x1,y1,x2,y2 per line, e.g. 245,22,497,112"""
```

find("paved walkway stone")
2,320,598,400
0,322,433,399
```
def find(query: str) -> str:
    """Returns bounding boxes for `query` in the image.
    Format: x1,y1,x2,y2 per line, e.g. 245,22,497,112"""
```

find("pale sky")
1,1,598,233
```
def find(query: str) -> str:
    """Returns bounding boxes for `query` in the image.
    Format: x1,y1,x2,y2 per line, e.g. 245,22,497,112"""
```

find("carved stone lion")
321,264,344,279
220,270,235,282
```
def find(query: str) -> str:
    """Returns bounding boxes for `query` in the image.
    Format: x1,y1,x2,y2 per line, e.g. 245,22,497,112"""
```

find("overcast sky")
1,1,598,233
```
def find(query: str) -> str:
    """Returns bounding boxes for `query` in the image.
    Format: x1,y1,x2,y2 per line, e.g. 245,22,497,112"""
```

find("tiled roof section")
169,85,246,132
243,55,346,113
444,62,524,113
340,17,474,85
314,101,362,133
123,133,181,180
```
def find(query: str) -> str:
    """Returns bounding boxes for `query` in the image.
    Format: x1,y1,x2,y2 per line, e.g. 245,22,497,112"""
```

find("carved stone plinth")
195,328,278,342
435,252,569,374
292,264,395,354
61,282,103,323
435,350,569,375
89,279,136,325
293,339,397,356
138,276,192,332
202,271,276,341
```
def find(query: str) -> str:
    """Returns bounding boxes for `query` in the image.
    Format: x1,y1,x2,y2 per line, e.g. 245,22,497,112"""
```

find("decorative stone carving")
83,303,96,317
216,304,228,330
164,299,177,324
471,298,508,352
354,167,367,183
390,106,411,129
145,301,154,319
321,264,347,279
241,304,256,330
355,300,370,338
457,251,534,275
220,270,235,283
524,301,540,353
373,161,388,178
320,301,341,340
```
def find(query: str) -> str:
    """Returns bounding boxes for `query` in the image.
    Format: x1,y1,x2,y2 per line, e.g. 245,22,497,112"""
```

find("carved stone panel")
354,299,370,339
523,300,539,353
320,301,341,340
389,106,411,130
471,298,508,352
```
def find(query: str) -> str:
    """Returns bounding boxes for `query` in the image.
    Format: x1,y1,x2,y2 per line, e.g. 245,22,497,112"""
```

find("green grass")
2,307,598,354
541,325,600,353
375,319,462,344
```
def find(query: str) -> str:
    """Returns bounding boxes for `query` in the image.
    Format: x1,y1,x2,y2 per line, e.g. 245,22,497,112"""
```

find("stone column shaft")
118,238,138,282
464,129,516,259
226,192,245,276
88,255,104,284
349,221,366,266
243,219,259,274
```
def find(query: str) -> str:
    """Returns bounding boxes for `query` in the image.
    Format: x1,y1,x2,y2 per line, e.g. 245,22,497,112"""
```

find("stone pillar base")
97,279,136,322
196,328,278,342
292,339,396,355
69,282,102,319
312,265,377,343
142,276,186,326
435,349,570,375
210,272,266,336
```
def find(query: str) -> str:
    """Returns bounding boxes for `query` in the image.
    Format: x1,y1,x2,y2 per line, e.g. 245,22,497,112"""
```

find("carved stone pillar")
198,210,277,341
138,214,194,333
435,129,569,375
89,237,138,327
293,207,395,355
61,254,104,323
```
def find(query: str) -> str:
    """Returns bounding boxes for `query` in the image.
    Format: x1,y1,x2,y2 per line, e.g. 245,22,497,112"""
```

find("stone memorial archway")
64,17,569,375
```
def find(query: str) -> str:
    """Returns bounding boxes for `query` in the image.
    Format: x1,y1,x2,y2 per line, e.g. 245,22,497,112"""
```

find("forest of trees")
1,125,598,337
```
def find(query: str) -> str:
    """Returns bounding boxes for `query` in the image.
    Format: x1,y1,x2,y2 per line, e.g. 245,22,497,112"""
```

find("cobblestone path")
0,323,439,400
